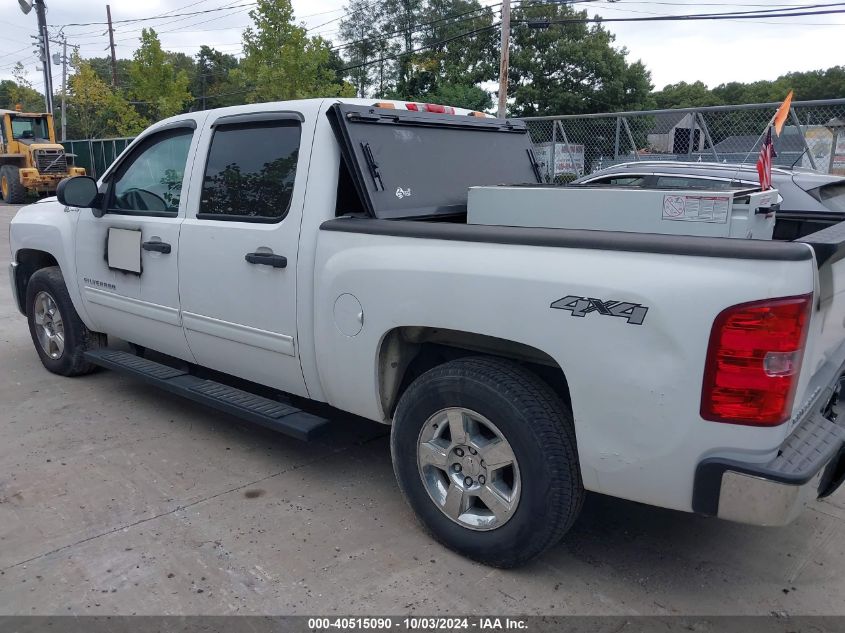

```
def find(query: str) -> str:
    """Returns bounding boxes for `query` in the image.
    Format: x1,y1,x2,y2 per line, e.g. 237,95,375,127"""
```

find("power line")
0,45,31,62
522,5,845,25
331,2,503,52
55,3,257,27
306,0,384,32
341,22,501,72
113,6,255,44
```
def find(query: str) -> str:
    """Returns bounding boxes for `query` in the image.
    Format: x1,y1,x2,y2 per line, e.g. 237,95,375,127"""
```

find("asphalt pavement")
1,203,844,615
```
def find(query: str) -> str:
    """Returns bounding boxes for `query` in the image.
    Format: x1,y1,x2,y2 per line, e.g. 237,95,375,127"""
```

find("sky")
1,0,843,96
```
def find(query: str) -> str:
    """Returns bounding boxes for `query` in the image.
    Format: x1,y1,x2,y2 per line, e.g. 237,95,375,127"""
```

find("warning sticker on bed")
662,194,729,223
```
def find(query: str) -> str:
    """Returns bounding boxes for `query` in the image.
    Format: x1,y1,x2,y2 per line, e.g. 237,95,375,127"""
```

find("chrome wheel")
417,407,521,531
32,291,65,359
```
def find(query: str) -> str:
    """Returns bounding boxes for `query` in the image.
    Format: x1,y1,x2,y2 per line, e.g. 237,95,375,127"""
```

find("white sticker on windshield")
395,187,411,199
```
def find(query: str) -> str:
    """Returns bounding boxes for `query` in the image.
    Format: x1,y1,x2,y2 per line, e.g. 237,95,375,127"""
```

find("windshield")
11,116,49,141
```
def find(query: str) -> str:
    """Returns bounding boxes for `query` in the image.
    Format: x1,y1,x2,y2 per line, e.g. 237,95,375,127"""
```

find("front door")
178,111,309,397
75,122,201,361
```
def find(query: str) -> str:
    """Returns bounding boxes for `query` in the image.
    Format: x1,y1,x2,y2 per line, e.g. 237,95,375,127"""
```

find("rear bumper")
692,354,845,526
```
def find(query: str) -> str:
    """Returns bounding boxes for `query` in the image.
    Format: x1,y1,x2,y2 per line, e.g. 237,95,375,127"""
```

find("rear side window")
198,121,301,222
814,182,845,213
654,176,735,190
589,175,647,186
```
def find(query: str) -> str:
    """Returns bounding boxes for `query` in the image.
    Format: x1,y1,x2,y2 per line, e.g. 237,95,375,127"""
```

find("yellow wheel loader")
0,108,85,204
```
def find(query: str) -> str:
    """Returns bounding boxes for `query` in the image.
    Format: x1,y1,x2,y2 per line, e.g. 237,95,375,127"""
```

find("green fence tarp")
60,137,134,179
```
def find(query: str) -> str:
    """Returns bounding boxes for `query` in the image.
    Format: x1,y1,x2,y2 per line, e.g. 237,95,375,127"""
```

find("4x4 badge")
551,295,648,326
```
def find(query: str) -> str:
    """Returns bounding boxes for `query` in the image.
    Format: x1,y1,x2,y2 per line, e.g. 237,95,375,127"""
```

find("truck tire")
391,356,584,568
0,165,27,204
25,266,105,376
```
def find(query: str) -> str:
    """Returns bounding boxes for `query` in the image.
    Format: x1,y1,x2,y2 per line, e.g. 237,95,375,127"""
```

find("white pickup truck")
8,98,845,567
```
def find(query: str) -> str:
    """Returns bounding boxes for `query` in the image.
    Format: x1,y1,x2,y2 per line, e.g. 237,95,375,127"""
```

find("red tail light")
701,294,812,426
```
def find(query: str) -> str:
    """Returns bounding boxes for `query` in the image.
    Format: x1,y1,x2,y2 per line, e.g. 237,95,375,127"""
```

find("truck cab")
0,108,85,204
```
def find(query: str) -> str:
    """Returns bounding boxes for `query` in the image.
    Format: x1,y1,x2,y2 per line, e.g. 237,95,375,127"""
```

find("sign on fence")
834,132,845,175
533,142,585,177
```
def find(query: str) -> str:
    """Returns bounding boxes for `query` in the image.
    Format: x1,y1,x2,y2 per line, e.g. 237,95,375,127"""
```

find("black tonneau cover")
327,103,540,220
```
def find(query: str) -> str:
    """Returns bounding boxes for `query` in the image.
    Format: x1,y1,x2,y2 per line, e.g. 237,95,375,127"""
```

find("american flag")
756,126,777,190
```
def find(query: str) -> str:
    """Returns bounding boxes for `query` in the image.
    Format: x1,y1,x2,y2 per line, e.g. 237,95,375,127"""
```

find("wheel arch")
13,249,60,315
376,326,572,421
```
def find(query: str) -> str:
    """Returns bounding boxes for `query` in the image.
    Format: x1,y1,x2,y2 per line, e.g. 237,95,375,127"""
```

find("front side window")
11,116,49,140
199,120,301,222
110,129,193,214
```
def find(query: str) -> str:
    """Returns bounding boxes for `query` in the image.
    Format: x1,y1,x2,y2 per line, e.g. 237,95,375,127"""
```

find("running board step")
84,349,329,441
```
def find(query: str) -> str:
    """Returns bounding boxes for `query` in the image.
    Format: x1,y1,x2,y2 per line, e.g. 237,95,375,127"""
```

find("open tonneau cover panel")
326,103,541,220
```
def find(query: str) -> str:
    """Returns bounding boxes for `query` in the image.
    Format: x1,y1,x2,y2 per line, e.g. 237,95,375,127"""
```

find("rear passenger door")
178,111,309,397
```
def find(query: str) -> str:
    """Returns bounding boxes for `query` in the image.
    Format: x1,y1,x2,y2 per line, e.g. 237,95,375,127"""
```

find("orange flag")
773,90,793,136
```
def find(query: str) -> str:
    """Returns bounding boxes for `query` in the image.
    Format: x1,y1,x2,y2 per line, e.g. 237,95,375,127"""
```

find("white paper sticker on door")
107,227,142,274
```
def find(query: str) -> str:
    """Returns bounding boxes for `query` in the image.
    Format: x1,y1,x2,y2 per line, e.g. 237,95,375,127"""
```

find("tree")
653,81,722,109
128,28,192,121
86,56,133,92
66,53,147,139
382,0,425,95
1,63,44,112
507,4,654,116
240,0,355,102
338,0,385,97
417,0,497,88
398,0,497,107
193,45,242,109
417,82,492,111
652,67,845,110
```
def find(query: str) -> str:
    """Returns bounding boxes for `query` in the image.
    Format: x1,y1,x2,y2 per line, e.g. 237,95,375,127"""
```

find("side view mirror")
57,176,100,212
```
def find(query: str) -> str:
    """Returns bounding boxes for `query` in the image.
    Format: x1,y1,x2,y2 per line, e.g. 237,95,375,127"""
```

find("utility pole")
201,72,206,111
497,0,511,119
49,33,72,139
106,4,118,87
59,34,67,140
33,0,53,113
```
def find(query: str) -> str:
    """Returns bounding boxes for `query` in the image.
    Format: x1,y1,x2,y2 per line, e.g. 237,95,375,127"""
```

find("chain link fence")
58,99,845,183
521,98,845,183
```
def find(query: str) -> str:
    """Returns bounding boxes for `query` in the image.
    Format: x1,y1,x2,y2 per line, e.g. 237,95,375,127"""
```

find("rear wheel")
25,266,105,376
391,356,584,568
0,165,27,204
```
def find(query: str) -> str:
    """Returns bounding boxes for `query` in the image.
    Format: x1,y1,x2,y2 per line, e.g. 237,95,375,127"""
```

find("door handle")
142,241,171,254
245,252,287,268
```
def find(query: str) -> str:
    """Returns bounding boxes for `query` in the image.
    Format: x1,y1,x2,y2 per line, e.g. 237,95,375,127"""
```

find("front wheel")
391,356,584,568
25,266,105,376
